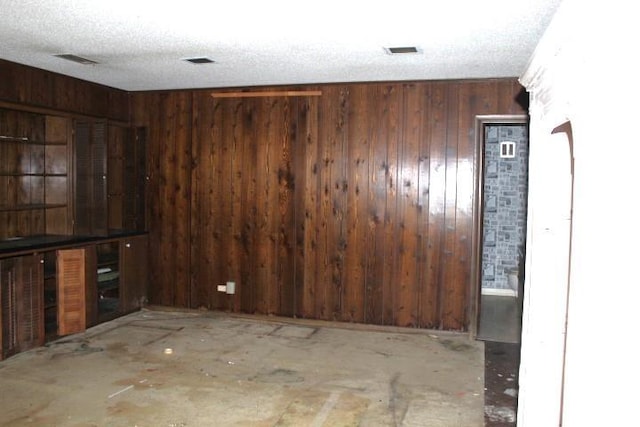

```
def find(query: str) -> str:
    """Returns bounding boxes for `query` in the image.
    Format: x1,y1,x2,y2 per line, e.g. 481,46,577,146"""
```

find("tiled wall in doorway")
481,124,529,292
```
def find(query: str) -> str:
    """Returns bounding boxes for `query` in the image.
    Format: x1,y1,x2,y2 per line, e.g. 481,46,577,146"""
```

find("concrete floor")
0,309,484,426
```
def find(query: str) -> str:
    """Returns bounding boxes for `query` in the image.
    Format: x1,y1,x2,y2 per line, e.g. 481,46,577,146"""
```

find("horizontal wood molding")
211,90,322,98
133,79,528,330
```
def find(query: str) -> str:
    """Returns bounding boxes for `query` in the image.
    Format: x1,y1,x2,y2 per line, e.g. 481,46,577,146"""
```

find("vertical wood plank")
424,82,448,329
380,85,402,326
313,86,348,321
440,83,461,329
174,93,192,308
266,98,283,314
364,84,385,325
229,98,245,313
251,99,271,313
312,89,330,320
343,85,369,323
277,98,296,316
395,83,420,327
415,84,436,328
302,90,329,320
293,94,319,318
190,92,210,309
144,93,164,306
217,94,234,310
240,99,258,313
158,93,176,306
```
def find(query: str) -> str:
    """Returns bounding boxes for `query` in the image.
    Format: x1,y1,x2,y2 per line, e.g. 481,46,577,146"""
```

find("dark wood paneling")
133,79,527,330
131,92,191,307
0,59,128,121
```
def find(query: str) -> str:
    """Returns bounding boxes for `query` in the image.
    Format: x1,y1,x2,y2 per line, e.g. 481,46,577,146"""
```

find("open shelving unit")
96,241,120,321
0,110,71,240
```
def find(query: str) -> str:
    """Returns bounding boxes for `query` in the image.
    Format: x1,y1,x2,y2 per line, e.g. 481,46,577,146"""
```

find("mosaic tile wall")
482,124,529,290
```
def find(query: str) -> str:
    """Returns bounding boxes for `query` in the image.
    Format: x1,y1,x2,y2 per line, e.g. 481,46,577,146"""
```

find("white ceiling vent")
54,54,98,65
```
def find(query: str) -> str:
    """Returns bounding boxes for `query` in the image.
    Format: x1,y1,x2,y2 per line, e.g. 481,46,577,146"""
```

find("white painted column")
517,103,572,427
519,1,640,425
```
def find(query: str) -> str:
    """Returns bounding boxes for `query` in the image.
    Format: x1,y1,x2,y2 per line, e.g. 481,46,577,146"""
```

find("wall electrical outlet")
226,281,236,294
217,284,227,292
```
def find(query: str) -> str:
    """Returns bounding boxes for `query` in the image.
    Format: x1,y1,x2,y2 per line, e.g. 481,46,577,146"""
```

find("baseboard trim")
481,288,518,297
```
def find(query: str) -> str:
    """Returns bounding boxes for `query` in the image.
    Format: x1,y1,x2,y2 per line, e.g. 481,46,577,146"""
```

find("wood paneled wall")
0,59,129,121
132,79,527,330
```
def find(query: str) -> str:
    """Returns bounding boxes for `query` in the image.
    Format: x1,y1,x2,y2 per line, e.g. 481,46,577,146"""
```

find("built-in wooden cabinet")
44,116,73,235
120,234,148,313
1,109,146,241
74,120,147,236
56,248,87,336
111,126,147,232
74,119,107,236
95,240,120,322
1,106,148,361
39,248,89,342
89,234,148,325
1,234,147,359
0,110,72,240
0,254,44,359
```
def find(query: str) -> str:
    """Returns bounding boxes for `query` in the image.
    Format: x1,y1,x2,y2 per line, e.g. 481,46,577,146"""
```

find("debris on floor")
485,405,516,423
484,340,521,426
0,309,486,426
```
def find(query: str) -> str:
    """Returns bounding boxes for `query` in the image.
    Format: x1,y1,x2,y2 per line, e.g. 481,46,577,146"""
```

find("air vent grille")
384,46,420,54
184,57,215,64
54,54,98,65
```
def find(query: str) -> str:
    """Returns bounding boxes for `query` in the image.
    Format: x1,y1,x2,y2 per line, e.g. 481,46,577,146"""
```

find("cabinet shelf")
98,271,120,284
0,173,67,177
98,280,119,293
0,137,64,146
0,135,45,144
0,203,67,212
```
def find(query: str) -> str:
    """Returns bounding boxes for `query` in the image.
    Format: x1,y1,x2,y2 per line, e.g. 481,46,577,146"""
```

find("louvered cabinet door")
1,258,18,359
15,254,44,352
56,248,86,336
74,120,107,236
1,255,44,359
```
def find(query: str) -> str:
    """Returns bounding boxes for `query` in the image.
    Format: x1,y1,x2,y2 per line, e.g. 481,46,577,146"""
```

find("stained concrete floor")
0,309,484,426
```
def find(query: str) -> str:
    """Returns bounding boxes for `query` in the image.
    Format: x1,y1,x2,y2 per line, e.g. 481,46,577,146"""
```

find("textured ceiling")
0,0,562,91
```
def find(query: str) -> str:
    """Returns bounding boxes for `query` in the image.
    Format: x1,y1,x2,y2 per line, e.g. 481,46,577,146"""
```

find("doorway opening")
472,116,529,343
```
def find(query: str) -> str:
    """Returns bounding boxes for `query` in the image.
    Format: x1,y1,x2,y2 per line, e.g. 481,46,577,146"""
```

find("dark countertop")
0,230,148,257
